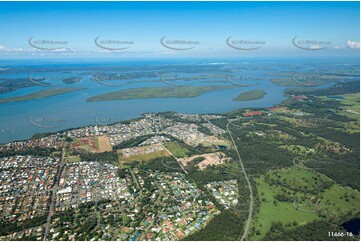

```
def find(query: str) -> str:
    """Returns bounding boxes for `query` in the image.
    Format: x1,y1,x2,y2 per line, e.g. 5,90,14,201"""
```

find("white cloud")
49,47,77,53
0,44,78,55
13,48,26,52
0,45,28,52
346,41,360,49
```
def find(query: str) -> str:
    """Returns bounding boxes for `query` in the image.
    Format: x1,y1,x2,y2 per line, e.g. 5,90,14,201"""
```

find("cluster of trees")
50,208,98,241
286,81,360,97
113,134,153,149
308,157,360,190
274,193,294,203
227,124,295,175
197,125,213,136
74,217,97,240
264,220,350,241
0,215,47,237
78,151,118,164
140,156,181,172
264,174,333,194
282,95,359,189
187,156,205,167
117,167,127,178
185,210,243,241
187,163,238,186
185,159,252,215
193,143,217,154
226,81,360,190
0,147,56,158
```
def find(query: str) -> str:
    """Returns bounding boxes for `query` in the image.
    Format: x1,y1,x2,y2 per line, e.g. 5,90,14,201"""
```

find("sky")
0,1,359,58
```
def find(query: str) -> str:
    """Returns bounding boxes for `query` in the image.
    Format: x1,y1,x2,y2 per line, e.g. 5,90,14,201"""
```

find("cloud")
0,43,78,54
13,48,26,52
0,45,79,57
49,47,77,53
346,41,360,49
0,45,27,52
31,47,77,53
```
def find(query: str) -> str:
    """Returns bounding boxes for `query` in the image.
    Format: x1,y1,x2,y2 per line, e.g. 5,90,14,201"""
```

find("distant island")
270,77,326,87
0,87,87,104
87,85,237,102
63,77,82,84
0,78,41,94
233,89,267,101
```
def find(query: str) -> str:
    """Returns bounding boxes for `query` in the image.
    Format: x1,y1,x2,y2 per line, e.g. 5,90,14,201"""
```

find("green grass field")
337,93,360,120
250,166,360,240
323,93,359,133
341,93,360,112
266,166,334,194
87,85,237,102
233,89,266,101
279,144,316,156
163,141,190,158
65,156,81,163
320,184,360,216
250,178,319,240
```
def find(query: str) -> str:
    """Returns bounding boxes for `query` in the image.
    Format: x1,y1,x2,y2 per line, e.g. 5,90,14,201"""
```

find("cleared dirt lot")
178,152,231,170
97,136,113,152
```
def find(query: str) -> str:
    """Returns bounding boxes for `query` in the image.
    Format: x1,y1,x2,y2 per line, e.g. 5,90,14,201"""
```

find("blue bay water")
0,57,358,143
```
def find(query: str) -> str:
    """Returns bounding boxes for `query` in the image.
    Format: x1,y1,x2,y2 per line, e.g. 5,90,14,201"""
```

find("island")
63,77,82,84
87,85,237,102
233,89,267,101
270,77,327,87
0,87,87,104
0,78,43,94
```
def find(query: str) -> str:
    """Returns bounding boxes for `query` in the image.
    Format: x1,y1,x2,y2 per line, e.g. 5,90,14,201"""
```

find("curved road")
226,119,254,241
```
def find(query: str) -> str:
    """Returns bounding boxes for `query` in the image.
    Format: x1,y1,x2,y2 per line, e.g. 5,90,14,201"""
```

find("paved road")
43,147,66,241
226,119,254,241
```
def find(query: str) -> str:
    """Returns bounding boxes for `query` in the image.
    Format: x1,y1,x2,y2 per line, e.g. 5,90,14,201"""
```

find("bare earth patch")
178,152,231,170
96,136,112,152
